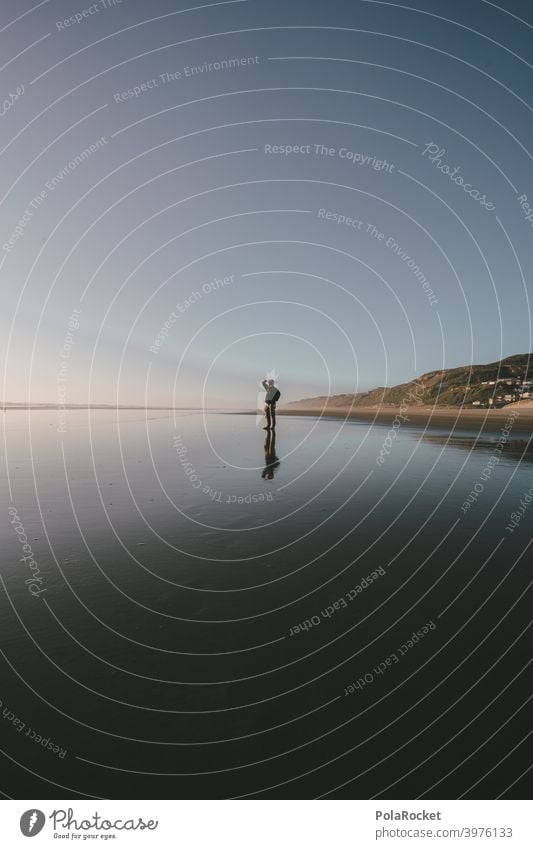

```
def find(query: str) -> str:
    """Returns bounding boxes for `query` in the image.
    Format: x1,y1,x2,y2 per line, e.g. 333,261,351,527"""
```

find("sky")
1,0,532,407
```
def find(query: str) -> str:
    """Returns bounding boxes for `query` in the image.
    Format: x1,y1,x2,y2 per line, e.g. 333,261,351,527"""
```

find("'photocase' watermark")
8,505,46,596
421,143,495,212
376,382,424,466
0,84,24,118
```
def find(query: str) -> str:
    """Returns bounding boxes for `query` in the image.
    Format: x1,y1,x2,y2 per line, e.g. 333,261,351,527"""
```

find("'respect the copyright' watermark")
265,142,395,172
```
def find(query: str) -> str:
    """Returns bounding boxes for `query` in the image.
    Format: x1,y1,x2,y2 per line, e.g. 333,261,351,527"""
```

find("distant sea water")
1,410,531,799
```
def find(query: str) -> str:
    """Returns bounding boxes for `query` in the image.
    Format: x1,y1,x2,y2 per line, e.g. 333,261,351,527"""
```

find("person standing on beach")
262,377,280,430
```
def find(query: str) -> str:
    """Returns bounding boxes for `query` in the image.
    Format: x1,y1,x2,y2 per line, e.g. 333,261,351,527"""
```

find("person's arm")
262,380,268,391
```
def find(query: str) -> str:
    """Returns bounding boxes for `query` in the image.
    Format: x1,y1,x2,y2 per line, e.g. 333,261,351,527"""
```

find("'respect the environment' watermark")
366,223,439,305
8,504,46,597
3,138,109,254
318,209,438,306
289,567,386,636
343,620,436,696
149,274,235,354
317,207,439,305
113,56,260,102
319,208,438,307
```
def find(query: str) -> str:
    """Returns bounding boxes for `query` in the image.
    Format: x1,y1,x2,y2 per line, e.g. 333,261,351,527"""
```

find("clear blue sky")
1,0,532,407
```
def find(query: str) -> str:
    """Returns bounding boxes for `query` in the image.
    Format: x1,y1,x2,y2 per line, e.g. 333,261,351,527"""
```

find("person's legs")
271,404,276,429
264,403,271,429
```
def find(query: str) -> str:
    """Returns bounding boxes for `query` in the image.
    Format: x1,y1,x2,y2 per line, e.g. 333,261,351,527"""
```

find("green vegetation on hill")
285,354,533,409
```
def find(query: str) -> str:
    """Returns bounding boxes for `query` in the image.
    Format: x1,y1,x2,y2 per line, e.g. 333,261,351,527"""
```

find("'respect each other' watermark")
150,274,234,354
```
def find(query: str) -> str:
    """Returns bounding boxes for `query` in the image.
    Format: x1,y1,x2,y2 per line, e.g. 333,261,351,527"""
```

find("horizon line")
0,403,254,411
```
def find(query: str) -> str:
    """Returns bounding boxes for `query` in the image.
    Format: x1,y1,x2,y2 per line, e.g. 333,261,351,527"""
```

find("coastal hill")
283,354,533,410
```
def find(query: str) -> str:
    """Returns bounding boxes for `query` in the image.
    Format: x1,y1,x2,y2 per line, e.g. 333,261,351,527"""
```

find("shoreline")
276,405,533,434
3,403,533,435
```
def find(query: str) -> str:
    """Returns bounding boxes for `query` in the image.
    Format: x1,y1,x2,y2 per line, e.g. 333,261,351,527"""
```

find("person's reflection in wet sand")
262,429,280,480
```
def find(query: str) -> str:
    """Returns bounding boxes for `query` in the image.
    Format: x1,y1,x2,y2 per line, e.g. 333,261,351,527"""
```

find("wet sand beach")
1,409,532,798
